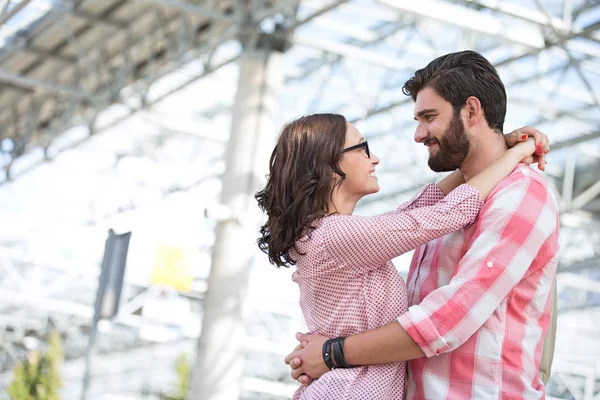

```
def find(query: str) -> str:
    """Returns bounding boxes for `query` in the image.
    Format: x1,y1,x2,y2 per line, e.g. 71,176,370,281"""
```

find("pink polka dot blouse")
290,183,483,400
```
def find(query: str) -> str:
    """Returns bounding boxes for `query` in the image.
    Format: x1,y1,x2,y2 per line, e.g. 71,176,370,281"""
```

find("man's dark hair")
403,50,507,133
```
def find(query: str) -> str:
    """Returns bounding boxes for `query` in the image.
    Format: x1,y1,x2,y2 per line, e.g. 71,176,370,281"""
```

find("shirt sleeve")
397,176,559,357
395,183,446,212
322,184,484,276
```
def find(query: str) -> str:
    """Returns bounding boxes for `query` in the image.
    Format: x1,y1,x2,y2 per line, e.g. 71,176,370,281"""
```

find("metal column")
188,43,284,399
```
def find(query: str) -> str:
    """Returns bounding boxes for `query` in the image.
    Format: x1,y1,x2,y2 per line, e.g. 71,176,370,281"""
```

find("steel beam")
559,257,600,273
134,0,242,23
562,149,577,208
495,19,600,68
461,0,569,30
0,69,93,100
379,0,545,48
292,33,411,70
0,0,33,28
558,273,600,295
572,179,600,210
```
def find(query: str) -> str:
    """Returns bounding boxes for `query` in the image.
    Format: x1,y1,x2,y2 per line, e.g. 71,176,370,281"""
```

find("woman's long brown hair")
255,114,347,268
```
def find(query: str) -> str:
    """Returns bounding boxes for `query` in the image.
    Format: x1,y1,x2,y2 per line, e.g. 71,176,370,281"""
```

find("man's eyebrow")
414,108,438,120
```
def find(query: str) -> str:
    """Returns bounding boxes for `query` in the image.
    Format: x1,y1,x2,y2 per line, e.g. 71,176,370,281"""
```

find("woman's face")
337,123,380,199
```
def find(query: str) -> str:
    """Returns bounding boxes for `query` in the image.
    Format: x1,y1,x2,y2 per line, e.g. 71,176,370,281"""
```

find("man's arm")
286,173,558,380
398,175,558,356
343,320,424,365
285,321,424,381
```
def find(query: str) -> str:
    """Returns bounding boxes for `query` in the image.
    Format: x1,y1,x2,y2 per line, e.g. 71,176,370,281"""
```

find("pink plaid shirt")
291,183,484,399
398,164,560,400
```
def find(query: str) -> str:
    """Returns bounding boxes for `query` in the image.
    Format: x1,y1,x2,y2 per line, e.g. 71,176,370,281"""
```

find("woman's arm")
466,139,535,200
438,128,550,196
313,141,536,277
320,185,483,276
504,126,550,171
436,170,465,195
393,184,446,212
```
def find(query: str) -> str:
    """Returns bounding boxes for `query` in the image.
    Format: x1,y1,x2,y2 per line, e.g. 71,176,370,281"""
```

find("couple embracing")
256,50,559,400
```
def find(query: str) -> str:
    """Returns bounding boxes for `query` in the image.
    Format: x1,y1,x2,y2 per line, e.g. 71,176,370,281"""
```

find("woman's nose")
371,153,380,165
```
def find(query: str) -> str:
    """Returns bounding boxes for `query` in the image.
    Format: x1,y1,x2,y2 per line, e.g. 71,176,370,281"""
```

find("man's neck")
460,131,509,181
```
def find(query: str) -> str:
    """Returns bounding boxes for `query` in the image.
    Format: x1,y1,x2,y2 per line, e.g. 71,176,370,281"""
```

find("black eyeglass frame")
342,141,370,158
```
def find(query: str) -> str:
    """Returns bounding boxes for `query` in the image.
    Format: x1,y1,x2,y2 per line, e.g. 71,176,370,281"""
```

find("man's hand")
504,126,550,171
284,332,329,384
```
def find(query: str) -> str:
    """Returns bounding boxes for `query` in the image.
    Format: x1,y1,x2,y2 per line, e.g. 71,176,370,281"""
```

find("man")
284,50,559,399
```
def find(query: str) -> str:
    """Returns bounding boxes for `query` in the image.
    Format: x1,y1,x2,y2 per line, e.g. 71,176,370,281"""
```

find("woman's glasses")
342,141,370,158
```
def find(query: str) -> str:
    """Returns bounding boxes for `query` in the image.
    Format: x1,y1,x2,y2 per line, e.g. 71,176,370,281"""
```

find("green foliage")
7,331,63,400
163,353,190,400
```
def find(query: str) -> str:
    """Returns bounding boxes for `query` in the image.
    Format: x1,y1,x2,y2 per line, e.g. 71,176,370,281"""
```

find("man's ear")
464,96,482,127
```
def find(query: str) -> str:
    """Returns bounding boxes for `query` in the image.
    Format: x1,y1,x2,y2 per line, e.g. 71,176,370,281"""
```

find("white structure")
0,1,599,399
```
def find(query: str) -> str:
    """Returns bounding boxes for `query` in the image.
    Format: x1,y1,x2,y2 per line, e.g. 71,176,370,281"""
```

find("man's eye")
425,115,434,122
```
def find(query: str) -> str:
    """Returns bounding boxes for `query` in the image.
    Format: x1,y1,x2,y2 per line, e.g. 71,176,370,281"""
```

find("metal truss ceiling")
0,0,599,399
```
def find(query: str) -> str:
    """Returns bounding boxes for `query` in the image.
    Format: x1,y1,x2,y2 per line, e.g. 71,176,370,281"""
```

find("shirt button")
487,262,494,268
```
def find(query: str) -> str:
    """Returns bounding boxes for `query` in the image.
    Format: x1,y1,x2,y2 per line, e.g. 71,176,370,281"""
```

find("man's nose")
414,124,427,143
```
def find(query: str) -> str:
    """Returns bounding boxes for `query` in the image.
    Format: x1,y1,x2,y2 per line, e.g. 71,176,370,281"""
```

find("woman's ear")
464,96,482,127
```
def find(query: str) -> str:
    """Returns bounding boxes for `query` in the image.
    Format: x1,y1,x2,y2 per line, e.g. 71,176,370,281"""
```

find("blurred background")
0,0,598,399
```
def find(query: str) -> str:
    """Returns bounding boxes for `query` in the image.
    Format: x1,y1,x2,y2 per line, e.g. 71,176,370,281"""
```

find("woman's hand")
284,332,329,384
504,126,550,171
510,138,538,165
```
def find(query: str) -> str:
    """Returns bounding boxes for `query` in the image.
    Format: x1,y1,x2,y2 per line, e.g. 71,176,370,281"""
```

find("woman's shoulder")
295,218,327,250
293,219,337,269
295,215,351,246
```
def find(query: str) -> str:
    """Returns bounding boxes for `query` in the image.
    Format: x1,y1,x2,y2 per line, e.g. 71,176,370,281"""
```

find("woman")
255,114,547,399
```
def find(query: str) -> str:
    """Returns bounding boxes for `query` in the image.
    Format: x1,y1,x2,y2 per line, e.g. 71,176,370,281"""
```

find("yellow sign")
151,244,194,292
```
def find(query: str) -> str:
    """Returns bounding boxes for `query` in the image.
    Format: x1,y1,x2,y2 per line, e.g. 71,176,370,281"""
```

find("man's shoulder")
482,164,560,235
489,164,557,205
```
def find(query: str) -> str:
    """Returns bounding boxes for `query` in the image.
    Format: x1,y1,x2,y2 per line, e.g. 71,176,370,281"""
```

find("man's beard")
426,113,471,172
